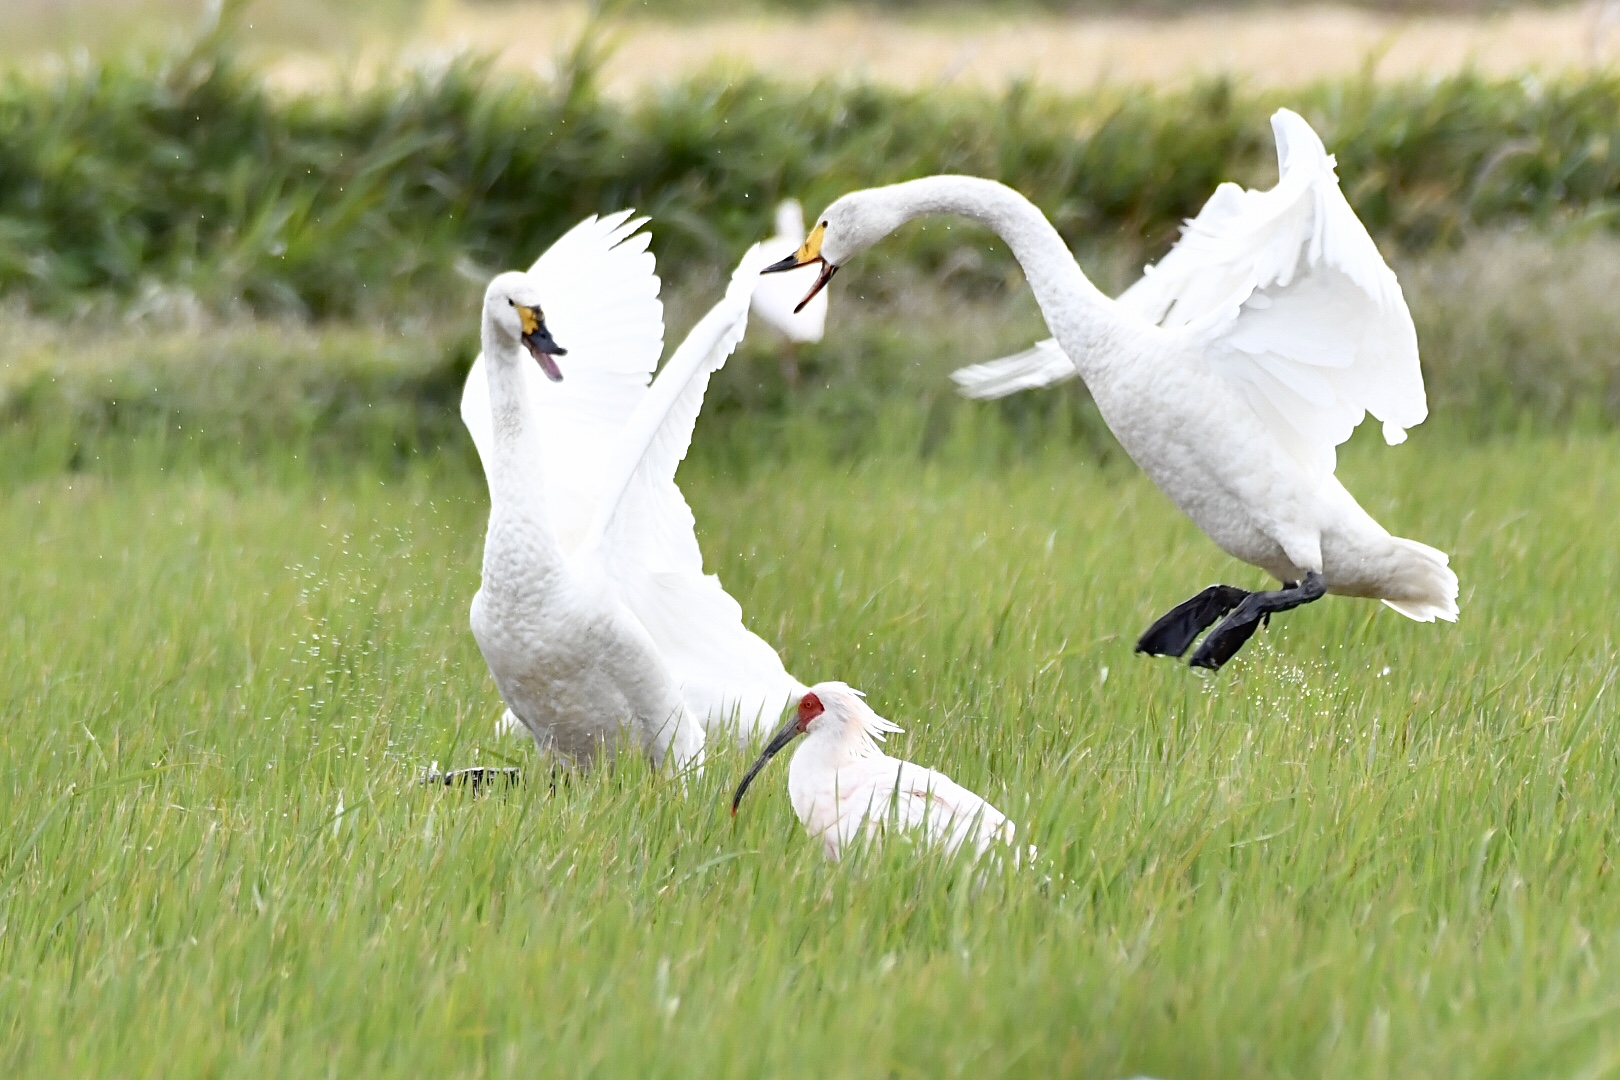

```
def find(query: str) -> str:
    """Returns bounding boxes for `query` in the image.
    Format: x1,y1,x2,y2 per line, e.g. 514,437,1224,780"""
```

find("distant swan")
764,110,1458,669
462,213,802,768
752,199,829,344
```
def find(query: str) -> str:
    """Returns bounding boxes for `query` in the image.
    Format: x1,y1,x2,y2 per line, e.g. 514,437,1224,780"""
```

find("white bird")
731,681,1017,862
461,213,803,769
762,109,1458,671
751,199,830,343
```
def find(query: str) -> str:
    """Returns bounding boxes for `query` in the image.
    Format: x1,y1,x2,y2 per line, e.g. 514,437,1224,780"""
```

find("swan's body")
732,682,1016,862
751,199,829,343
463,214,802,767
767,111,1457,668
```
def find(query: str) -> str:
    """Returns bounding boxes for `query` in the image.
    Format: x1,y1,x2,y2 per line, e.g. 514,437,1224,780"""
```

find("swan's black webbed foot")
420,766,523,791
1135,585,1252,658
1188,572,1327,671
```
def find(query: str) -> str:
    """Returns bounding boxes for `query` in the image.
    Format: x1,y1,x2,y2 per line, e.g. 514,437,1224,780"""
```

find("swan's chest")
470,584,661,755
1082,351,1294,565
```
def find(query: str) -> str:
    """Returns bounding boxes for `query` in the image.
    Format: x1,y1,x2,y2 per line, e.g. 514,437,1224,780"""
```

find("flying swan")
461,213,804,769
763,110,1459,670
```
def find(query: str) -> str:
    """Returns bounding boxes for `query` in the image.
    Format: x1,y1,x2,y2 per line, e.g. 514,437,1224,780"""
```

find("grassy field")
2,421,1619,1077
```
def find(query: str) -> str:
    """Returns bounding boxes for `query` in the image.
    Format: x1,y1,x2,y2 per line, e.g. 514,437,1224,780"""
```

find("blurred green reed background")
2,6,1620,464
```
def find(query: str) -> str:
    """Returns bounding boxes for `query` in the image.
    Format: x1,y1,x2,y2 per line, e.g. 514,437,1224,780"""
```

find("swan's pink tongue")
534,350,563,382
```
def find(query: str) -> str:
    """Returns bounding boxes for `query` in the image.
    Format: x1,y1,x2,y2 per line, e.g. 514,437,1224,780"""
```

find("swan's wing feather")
1182,110,1425,475
459,212,664,553
583,244,803,733
950,339,1077,399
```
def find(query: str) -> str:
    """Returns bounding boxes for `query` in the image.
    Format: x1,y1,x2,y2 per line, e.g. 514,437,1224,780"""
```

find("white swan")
461,213,803,768
751,199,829,344
731,682,1017,862
763,110,1458,670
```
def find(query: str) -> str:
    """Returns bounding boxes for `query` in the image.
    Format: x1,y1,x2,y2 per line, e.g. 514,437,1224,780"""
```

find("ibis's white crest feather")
463,217,802,738
954,108,1426,478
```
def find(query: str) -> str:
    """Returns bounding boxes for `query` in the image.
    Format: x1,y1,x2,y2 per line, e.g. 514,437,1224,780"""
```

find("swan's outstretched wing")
1169,110,1423,475
953,110,1426,477
461,211,664,552
580,244,804,736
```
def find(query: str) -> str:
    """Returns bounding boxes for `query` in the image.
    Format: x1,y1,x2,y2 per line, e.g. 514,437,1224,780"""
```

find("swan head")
483,270,568,382
759,190,905,312
730,681,901,814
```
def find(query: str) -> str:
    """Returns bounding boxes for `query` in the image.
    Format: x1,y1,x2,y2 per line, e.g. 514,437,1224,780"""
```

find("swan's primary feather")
581,243,804,732
954,109,1425,478
461,211,664,553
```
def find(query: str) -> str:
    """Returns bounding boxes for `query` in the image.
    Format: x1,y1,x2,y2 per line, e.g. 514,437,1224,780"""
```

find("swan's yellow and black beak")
760,221,838,314
514,302,567,382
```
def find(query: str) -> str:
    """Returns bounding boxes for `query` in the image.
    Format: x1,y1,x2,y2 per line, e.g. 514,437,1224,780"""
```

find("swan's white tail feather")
950,339,1076,400
1381,537,1459,623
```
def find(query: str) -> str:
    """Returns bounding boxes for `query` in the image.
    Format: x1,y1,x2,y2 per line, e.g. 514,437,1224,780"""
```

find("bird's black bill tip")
760,253,807,275
729,715,804,815
522,328,567,382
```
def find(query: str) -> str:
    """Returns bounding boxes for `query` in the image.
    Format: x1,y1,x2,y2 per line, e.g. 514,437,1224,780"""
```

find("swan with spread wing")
462,214,803,768
764,110,1458,670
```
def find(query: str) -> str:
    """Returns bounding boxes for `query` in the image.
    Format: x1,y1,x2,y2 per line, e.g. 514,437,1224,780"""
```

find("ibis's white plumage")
954,109,1425,479
463,217,803,763
766,682,1016,862
751,199,829,343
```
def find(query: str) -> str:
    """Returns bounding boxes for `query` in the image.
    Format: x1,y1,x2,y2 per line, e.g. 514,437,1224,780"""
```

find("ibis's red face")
731,689,822,816
795,691,825,732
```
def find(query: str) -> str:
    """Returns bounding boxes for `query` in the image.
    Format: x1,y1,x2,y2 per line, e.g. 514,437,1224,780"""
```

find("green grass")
3,424,1619,1077
8,229,1620,472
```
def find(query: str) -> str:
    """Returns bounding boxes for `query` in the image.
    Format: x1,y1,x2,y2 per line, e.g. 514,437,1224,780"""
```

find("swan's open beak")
760,221,838,314
516,304,567,382
731,713,804,816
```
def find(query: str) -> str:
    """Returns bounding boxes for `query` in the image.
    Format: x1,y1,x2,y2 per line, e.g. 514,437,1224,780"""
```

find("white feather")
463,218,801,738
751,199,829,343
461,211,664,554
579,243,806,733
782,683,1016,863
954,108,1425,478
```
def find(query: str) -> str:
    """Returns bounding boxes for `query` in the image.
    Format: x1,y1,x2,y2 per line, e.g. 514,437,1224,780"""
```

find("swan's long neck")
480,323,562,573
870,176,1123,377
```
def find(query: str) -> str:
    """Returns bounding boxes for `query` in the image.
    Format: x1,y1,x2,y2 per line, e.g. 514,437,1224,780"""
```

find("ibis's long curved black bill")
731,714,804,815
